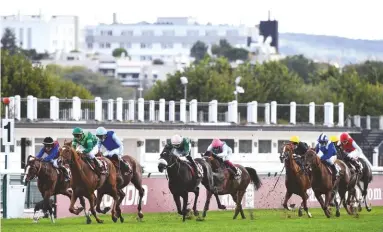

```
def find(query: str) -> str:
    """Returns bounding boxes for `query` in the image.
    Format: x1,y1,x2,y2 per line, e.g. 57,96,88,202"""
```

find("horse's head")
23,155,42,183
201,150,221,170
59,142,76,166
157,144,178,172
303,148,319,169
279,143,294,163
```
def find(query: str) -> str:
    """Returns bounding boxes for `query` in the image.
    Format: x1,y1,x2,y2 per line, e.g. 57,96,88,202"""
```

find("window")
161,43,173,49
106,43,111,48
121,30,133,36
162,30,175,36
119,42,124,48
140,56,146,61
182,43,189,48
187,30,199,36
140,43,152,48
239,140,252,153
141,30,154,36
126,43,132,48
258,140,272,153
99,43,105,48
278,140,290,153
87,43,93,49
226,30,238,36
1,139,15,152
205,30,217,36
107,30,113,36
145,139,160,153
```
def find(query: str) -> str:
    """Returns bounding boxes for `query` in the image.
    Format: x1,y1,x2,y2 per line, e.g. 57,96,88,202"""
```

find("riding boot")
119,157,132,174
92,158,102,177
351,159,362,174
225,161,239,179
330,164,339,184
60,166,70,181
295,159,305,174
186,155,202,178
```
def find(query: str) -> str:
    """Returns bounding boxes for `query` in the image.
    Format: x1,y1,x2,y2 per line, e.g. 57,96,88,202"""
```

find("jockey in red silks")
206,138,239,179
339,132,362,174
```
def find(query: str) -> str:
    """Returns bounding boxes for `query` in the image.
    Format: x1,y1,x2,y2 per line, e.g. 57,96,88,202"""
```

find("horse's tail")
245,167,262,190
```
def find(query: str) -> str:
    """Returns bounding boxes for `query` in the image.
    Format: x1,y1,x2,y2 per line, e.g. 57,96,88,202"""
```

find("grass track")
2,207,383,232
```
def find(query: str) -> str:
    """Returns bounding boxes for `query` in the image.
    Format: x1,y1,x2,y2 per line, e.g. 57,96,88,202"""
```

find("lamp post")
234,76,244,101
180,76,188,100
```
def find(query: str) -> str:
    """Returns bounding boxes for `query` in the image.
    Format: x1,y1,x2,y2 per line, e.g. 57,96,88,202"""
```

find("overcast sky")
1,0,381,40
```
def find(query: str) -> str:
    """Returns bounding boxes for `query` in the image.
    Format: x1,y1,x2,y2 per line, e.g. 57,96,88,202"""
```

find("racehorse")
23,155,86,223
94,152,145,222
355,157,373,212
279,143,312,217
157,144,216,222
59,141,121,224
303,149,352,218
202,151,262,220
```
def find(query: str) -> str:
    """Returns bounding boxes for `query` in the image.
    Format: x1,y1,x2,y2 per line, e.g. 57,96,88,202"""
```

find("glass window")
239,140,252,153
278,140,290,153
258,140,271,153
145,139,160,153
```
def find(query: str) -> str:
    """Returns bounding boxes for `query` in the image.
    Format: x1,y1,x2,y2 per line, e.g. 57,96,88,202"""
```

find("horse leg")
181,193,189,222
42,191,55,223
116,189,125,223
62,190,85,213
192,187,200,216
362,181,372,212
231,192,240,220
282,191,293,211
88,192,104,223
214,193,226,209
68,190,83,216
173,194,183,215
314,192,330,218
95,192,109,214
324,192,332,218
301,192,312,218
237,190,247,219
131,173,145,219
202,190,213,218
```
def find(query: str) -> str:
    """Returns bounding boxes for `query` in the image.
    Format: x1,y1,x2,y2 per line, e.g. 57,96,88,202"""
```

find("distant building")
84,15,250,62
0,13,79,53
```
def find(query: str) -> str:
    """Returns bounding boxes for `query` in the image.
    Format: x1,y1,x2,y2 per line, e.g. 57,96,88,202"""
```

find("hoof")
120,216,124,223
196,217,205,221
86,218,92,224
194,211,199,217
218,205,227,210
138,211,144,219
112,216,118,223
336,211,340,217
97,219,104,224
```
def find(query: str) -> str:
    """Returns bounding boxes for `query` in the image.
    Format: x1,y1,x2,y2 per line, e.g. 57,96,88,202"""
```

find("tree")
1,28,18,55
112,48,128,58
343,60,383,84
190,41,208,62
211,39,249,61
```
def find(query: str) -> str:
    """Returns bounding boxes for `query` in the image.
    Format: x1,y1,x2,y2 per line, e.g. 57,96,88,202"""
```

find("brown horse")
23,155,86,223
280,143,312,217
59,141,121,224
202,151,262,220
304,149,352,218
95,152,145,222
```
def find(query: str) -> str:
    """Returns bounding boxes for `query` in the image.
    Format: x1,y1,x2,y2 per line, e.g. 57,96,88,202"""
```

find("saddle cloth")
179,157,204,177
85,157,109,174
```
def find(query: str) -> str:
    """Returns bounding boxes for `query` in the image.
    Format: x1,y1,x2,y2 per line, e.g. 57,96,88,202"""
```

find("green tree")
112,48,128,58
1,28,18,55
190,41,208,62
343,60,383,84
211,39,248,61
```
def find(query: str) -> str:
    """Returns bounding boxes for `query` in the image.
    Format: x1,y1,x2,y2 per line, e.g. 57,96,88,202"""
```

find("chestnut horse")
23,155,86,223
279,143,312,217
95,152,145,222
202,151,262,220
59,141,120,224
303,149,352,218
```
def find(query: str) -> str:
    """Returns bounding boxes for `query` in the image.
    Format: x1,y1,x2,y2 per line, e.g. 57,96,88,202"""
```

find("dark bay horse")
59,141,121,224
157,145,216,222
355,157,373,212
280,143,312,217
95,152,145,222
304,149,352,218
23,155,86,223
202,151,262,220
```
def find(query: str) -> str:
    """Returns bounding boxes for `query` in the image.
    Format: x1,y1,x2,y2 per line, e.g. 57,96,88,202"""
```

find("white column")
189,99,198,123
180,99,187,123
324,102,334,127
9,97,15,119
137,98,145,122
149,100,155,122
228,101,238,124
159,99,165,122
14,95,21,121
247,101,258,124
208,100,218,123
116,97,123,122
366,115,371,130
27,95,34,121
128,100,135,121
264,103,270,125
33,97,38,120
270,101,277,124
290,101,296,125
107,99,114,121
338,102,344,127
309,102,315,125
50,96,59,120
169,100,175,122
72,96,81,121
379,116,383,130
354,115,361,128
95,97,103,122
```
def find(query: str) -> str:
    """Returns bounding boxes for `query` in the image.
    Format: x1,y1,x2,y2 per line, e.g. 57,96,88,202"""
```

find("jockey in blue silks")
95,127,130,172
315,133,339,181
36,137,70,181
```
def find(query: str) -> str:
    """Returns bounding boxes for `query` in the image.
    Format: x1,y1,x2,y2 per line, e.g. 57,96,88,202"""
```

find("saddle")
85,157,108,175
109,158,132,176
179,157,203,178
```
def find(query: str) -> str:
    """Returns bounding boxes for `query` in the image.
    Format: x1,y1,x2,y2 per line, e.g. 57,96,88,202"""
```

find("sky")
0,0,381,40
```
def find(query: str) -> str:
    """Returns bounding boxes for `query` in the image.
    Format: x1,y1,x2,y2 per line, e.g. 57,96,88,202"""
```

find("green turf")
2,207,383,232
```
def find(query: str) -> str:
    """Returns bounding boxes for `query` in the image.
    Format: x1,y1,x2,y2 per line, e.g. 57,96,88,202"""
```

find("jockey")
36,137,70,181
206,138,239,179
288,135,309,172
339,132,362,174
169,134,202,178
72,127,102,177
315,133,339,181
95,127,131,173
330,135,342,154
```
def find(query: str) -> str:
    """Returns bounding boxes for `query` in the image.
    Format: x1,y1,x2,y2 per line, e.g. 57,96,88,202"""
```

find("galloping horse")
202,151,262,220
59,141,120,224
95,152,145,222
157,144,216,222
279,143,312,217
304,149,352,218
23,155,86,223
